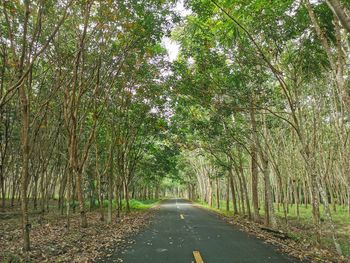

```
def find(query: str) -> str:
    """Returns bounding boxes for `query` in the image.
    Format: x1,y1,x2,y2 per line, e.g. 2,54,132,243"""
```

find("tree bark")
19,83,30,251
250,99,259,221
226,175,230,212
216,177,220,209
326,0,350,33
124,180,130,212
18,0,31,251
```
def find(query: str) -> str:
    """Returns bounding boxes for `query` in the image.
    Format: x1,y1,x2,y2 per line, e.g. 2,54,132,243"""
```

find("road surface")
100,199,299,263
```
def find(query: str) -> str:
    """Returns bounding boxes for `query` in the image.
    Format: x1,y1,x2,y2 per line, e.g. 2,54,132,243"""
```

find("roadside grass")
194,198,350,258
121,199,160,210
195,199,235,217
0,198,160,221
197,198,350,228
67,198,159,211
73,198,159,211
0,198,159,211
272,203,350,226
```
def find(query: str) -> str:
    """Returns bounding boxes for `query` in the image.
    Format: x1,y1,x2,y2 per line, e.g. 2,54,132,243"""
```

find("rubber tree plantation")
0,0,350,262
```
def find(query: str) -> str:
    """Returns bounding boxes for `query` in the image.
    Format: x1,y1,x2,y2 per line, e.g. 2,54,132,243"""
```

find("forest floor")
0,199,159,263
195,200,350,262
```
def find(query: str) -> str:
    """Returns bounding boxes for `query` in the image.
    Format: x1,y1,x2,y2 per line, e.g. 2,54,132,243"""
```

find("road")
101,199,299,263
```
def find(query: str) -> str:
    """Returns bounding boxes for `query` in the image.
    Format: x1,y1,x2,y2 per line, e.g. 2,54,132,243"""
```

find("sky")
162,0,191,62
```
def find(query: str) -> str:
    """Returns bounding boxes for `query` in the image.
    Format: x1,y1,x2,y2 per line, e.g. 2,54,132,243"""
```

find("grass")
272,203,350,226
272,203,350,257
100,198,159,210
195,199,235,217
52,198,160,211
197,198,350,226
0,198,160,220
121,199,160,210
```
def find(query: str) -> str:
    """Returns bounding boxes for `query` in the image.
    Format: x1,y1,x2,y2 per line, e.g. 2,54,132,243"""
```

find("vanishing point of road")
100,199,299,263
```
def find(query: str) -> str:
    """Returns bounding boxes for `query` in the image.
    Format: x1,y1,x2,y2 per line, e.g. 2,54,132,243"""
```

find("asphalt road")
102,199,299,263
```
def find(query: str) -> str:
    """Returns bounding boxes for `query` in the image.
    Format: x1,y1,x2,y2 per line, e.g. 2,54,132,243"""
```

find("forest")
1,0,350,262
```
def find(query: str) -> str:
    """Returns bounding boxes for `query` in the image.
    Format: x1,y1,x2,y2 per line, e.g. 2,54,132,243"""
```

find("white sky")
162,0,191,62
162,37,179,62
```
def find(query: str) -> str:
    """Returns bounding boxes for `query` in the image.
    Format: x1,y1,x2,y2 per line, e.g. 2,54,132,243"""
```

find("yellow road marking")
193,251,204,263
180,214,184,219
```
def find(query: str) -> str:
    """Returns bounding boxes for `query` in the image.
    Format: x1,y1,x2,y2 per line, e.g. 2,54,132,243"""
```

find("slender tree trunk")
1,170,5,210
261,115,277,228
16,0,31,251
293,180,300,219
107,167,113,223
59,166,68,215
124,180,130,212
75,167,87,227
40,166,45,214
107,143,113,224
117,188,122,217
11,169,19,207
208,179,213,207
262,156,276,227
155,184,160,200
238,153,251,219
98,171,104,221
19,83,30,251
66,165,72,229
318,178,343,255
226,175,229,212
107,175,113,224
237,171,245,215
216,177,220,209
229,171,238,215
250,99,259,221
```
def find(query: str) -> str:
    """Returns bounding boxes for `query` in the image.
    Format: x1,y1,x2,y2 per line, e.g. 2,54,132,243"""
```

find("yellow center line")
180,214,184,219
193,251,204,263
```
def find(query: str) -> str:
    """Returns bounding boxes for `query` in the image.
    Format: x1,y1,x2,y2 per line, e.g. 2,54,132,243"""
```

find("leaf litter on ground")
0,206,159,263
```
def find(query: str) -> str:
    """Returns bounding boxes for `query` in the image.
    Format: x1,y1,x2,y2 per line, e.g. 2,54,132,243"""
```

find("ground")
0,199,158,262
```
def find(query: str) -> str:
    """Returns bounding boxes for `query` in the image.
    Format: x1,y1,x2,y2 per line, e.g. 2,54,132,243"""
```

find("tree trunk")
75,168,87,228
250,99,259,221
98,172,104,221
107,143,114,223
226,175,229,212
124,181,130,212
19,83,31,251
262,156,277,228
216,177,220,209
229,172,238,215
326,0,350,34
1,166,6,210
237,171,245,214
107,172,113,223
238,153,251,219
318,178,343,255
208,179,213,207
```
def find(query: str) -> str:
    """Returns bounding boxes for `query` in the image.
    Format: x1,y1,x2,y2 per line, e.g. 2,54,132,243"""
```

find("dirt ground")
0,201,158,263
